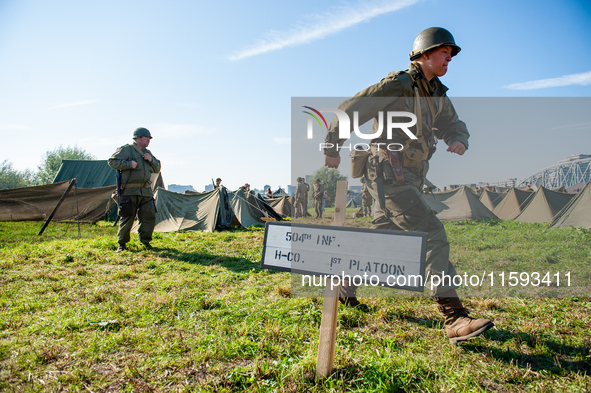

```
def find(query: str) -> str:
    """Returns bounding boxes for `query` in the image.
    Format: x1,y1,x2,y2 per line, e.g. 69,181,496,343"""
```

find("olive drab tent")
422,186,498,222
549,182,591,229
492,188,534,220
228,188,280,227
346,198,360,208
143,187,234,233
347,192,362,208
479,189,508,212
263,196,294,218
53,160,164,191
272,188,289,197
515,187,575,223
0,181,115,222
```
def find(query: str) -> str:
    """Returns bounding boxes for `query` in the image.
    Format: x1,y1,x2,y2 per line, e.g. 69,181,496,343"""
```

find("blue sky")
1,0,590,191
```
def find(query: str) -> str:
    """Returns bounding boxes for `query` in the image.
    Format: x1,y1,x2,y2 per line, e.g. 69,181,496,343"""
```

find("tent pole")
75,178,80,237
38,179,76,236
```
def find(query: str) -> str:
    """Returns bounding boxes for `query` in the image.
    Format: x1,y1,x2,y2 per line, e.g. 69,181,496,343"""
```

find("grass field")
1,214,590,392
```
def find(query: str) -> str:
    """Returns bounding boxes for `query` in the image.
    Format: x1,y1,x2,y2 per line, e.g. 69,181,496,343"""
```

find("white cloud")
272,137,292,145
548,121,591,131
0,124,31,131
148,123,211,138
504,71,591,90
48,99,97,109
228,0,422,61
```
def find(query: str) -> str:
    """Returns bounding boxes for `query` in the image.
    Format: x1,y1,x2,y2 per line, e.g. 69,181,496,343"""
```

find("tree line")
1,145,94,189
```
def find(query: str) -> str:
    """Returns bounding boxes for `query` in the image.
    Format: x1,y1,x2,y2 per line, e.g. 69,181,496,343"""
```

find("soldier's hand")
447,141,466,156
131,160,138,169
143,153,152,162
325,155,340,168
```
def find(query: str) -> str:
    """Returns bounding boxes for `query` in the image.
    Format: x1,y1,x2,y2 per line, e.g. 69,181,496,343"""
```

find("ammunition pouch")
402,141,429,168
350,148,369,178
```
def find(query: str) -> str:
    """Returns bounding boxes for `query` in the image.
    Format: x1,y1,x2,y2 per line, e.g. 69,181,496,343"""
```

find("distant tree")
308,167,348,207
0,160,36,189
36,145,95,185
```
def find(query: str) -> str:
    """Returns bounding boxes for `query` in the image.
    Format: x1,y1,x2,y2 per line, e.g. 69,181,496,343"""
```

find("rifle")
212,178,215,188
113,170,122,226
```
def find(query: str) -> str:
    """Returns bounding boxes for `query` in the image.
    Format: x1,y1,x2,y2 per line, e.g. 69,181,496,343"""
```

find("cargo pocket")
390,189,441,232
139,198,156,222
118,196,135,218
350,149,369,179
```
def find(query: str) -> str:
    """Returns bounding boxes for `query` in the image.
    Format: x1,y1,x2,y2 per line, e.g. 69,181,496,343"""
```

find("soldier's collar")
132,142,145,154
408,61,424,83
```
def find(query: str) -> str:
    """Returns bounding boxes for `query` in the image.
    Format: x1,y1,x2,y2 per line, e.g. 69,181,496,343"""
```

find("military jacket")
313,183,324,200
108,143,161,197
295,182,307,200
361,183,372,199
324,62,469,159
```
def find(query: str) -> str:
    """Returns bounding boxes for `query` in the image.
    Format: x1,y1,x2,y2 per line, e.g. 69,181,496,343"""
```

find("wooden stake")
316,180,348,379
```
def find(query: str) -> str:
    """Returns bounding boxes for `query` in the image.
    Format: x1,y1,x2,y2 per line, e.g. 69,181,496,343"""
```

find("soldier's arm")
108,146,135,170
324,75,404,158
433,96,470,151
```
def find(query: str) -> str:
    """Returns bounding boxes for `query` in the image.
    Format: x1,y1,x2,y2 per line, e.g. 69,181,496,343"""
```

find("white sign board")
261,222,427,292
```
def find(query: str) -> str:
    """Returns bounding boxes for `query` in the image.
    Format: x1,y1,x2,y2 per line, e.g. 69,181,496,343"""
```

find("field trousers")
118,195,156,245
315,199,323,218
364,160,459,297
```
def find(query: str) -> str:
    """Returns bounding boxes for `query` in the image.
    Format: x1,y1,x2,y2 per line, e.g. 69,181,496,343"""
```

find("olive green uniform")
361,183,373,217
313,183,324,218
324,62,469,296
108,143,161,246
295,181,307,218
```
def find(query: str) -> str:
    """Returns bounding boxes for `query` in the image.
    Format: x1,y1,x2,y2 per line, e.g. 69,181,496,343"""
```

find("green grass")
1,219,590,391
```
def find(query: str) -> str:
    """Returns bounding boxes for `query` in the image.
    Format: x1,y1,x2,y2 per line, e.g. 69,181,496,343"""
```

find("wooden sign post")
260,180,427,379
317,180,347,378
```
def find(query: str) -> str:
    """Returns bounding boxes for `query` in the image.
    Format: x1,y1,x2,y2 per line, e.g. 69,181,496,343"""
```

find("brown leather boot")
434,290,494,344
338,283,369,312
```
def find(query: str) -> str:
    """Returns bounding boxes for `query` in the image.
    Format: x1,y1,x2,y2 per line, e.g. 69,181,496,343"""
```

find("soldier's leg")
137,196,156,246
370,183,493,342
117,195,139,250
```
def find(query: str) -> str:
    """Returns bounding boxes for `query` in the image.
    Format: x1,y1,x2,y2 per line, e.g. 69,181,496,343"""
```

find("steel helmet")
132,127,152,139
409,27,461,61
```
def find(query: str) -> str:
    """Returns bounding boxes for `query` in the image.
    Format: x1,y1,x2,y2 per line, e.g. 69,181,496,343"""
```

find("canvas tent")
422,186,497,222
346,198,360,208
492,188,534,220
273,188,289,197
549,182,591,229
0,180,115,222
347,192,362,208
146,187,234,233
53,160,164,190
515,187,575,223
228,188,280,227
479,189,507,211
263,196,293,218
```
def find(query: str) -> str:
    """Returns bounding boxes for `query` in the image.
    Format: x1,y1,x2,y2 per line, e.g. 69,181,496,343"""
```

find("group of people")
294,177,326,219
108,26,494,345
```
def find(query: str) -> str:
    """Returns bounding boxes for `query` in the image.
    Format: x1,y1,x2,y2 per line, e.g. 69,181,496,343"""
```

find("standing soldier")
313,179,325,218
323,27,493,343
295,177,307,218
303,178,310,217
108,127,161,252
360,176,373,217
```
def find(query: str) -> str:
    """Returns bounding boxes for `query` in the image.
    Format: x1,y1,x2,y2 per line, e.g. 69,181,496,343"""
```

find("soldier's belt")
125,181,152,188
